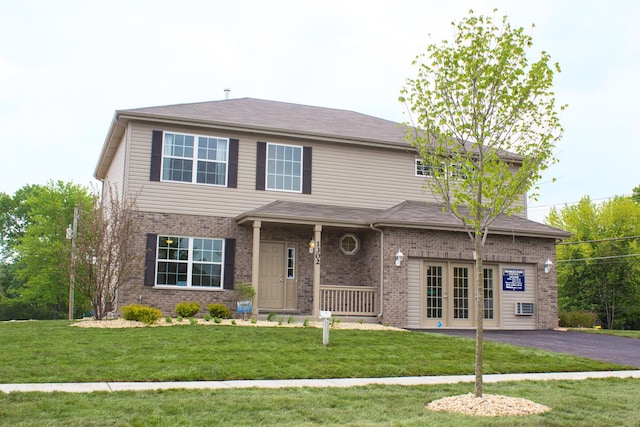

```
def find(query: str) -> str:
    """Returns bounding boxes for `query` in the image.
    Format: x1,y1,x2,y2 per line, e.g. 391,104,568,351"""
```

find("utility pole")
66,205,78,320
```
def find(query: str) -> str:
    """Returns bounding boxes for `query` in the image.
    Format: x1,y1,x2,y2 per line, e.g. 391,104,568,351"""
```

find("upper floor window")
415,159,443,178
266,143,302,192
155,235,224,288
162,132,228,186
415,159,468,180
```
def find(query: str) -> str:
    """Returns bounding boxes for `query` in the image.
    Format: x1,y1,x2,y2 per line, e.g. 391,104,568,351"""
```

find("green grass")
1,378,639,426
0,320,631,384
571,328,640,339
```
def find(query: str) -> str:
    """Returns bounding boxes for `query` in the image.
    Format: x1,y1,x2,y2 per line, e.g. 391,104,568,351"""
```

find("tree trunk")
474,233,484,398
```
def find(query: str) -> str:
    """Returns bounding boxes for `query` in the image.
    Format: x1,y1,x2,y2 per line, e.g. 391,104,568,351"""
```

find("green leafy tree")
400,10,565,397
0,181,93,319
548,196,640,329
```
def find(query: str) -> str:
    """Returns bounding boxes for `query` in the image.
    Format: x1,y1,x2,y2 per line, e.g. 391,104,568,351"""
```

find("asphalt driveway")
416,329,640,368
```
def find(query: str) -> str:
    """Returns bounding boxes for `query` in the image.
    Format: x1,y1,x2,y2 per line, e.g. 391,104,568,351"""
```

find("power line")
558,235,640,246
557,253,640,263
528,194,633,210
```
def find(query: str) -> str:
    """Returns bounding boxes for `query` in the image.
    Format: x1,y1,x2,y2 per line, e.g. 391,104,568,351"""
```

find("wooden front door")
422,262,475,327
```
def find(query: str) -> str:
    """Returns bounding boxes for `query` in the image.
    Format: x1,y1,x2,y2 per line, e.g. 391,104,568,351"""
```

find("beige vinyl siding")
126,122,439,217
102,132,126,203
499,264,537,329
406,258,422,328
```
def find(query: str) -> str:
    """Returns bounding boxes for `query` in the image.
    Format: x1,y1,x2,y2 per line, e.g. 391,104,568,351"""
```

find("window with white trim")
415,159,444,178
162,132,228,186
156,236,224,288
415,159,468,180
287,247,296,279
266,143,302,192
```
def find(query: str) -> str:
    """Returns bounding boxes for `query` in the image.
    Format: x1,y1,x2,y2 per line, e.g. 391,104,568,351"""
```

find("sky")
1,0,638,223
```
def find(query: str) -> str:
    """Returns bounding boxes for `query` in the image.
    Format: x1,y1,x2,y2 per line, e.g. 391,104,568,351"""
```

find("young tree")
400,10,565,397
73,185,142,320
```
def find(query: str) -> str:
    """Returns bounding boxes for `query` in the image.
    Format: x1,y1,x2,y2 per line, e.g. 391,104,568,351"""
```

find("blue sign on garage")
503,268,525,291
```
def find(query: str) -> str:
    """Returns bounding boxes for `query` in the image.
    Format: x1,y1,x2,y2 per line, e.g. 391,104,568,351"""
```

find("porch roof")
235,200,571,239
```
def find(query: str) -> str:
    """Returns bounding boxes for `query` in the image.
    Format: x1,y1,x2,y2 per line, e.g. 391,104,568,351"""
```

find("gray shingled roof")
119,97,409,147
236,200,571,239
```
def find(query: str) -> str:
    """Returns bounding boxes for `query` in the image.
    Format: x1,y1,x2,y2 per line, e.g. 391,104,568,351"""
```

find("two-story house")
94,98,569,329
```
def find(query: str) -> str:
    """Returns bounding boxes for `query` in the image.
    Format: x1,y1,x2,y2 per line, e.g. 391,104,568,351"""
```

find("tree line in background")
0,181,140,320
548,184,640,329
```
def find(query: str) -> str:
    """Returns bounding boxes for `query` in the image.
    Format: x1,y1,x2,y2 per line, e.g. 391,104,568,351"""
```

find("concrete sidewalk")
2,370,639,393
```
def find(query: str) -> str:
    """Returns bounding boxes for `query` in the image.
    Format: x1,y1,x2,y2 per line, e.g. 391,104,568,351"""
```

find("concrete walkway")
2,370,639,393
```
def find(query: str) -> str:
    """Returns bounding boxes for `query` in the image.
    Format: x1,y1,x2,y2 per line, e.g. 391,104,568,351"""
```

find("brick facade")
121,212,558,329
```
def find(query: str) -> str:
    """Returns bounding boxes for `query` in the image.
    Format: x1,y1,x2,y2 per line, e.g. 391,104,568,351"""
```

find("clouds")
1,0,639,224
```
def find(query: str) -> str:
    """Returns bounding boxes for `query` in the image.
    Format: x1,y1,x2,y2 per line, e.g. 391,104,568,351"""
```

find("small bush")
303,318,310,327
287,316,295,324
176,316,183,322
231,319,237,326
266,312,276,322
559,310,598,328
165,317,172,323
207,303,231,319
214,317,222,324
175,302,201,318
250,318,257,324
121,304,162,325
204,314,212,322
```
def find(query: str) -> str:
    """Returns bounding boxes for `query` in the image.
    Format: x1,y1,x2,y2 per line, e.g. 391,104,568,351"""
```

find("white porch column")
312,224,322,317
251,221,261,314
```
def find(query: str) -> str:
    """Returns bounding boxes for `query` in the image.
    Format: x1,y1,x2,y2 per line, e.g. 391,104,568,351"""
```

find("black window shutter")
227,138,239,188
150,130,163,181
256,141,266,190
144,233,158,286
302,146,312,194
224,238,236,290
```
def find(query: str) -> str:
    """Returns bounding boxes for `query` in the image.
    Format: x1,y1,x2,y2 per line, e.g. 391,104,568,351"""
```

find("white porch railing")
320,285,378,316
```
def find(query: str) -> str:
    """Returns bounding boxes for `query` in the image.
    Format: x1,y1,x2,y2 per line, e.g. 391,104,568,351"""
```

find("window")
483,268,494,320
339,233,360,255
162,132,228,186
287,247,296,279
156,235,224,288
266,143,302,192
415,159,468,180
415,159,444,177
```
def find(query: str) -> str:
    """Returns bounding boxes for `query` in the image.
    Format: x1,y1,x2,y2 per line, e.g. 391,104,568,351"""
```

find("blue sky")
1,0,638,223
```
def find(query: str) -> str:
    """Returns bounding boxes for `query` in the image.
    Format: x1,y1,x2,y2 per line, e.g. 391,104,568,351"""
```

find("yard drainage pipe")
369,224,384,320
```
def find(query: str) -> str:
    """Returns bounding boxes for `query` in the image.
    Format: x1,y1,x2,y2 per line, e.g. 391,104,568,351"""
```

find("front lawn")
0,320,630,384
1,378,640,426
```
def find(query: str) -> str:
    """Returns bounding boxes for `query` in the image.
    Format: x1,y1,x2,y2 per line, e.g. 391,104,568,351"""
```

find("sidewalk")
2,370,639,393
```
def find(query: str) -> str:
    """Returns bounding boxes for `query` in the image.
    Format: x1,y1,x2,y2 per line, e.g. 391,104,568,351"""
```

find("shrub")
559,310,598,328
207,303,231,319
189,317,197,325
165,317,172,323
266,312,276,322
175,302,201,318
235,281,256,301
204,314,212,322
121,304,162,325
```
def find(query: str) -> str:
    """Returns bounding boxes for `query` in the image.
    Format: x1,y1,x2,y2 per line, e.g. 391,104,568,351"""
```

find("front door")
258,242,297,310
259,242,286,309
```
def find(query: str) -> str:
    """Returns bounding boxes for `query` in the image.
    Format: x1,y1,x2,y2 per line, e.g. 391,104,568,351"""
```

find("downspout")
370,224,384,321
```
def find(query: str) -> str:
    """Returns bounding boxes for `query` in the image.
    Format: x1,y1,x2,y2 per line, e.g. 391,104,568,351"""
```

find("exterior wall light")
544,259,553,274
309,239,315,254
395,250,404,267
